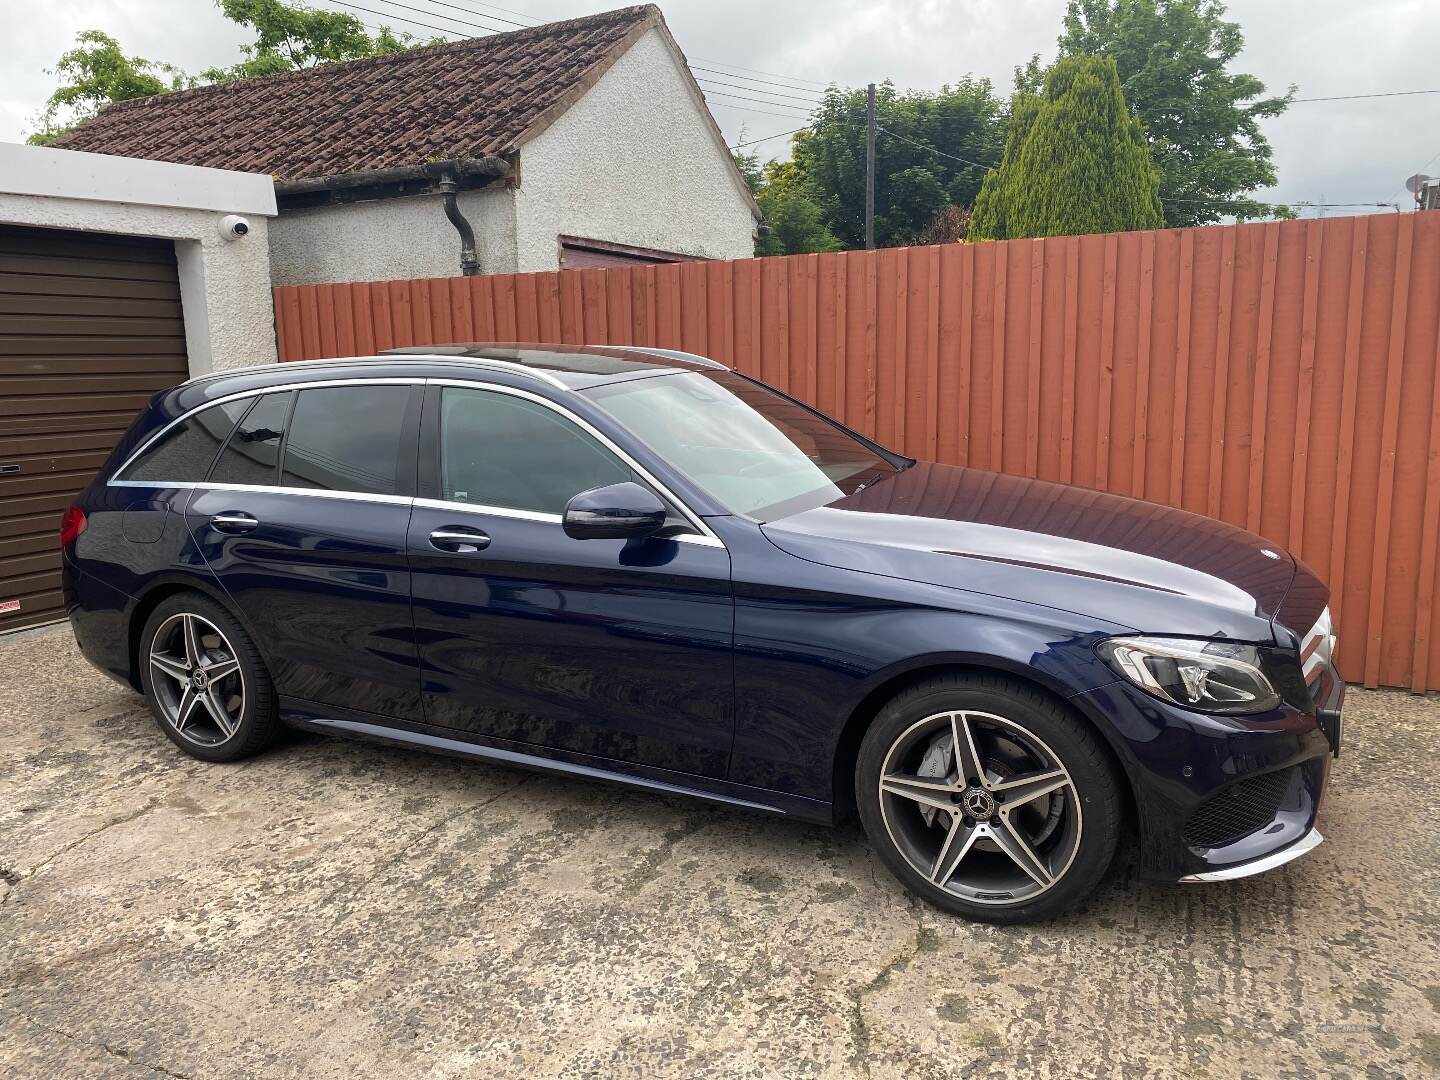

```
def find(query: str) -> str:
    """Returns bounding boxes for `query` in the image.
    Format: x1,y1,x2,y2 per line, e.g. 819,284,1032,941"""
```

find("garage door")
0,224,188,632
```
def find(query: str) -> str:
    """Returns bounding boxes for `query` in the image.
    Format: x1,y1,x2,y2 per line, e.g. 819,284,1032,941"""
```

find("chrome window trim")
411,495,725,548
109,377,422,483
110,373,725,548
108,480,414,507
425,377,722,545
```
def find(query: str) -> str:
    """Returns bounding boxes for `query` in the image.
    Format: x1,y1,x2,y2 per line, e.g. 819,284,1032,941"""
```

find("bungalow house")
55,4,761,286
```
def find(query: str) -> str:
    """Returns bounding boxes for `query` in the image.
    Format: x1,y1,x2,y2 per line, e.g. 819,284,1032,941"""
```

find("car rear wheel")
856,673,1122,924
139,592,280,762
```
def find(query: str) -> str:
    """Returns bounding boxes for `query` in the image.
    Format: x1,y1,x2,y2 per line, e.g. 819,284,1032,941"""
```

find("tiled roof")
54,5,661,181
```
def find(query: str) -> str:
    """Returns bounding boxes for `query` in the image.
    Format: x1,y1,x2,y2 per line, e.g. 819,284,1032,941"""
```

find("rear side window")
209,392,291,486
439,387,630,514
119,399,250,483
281,386,412,495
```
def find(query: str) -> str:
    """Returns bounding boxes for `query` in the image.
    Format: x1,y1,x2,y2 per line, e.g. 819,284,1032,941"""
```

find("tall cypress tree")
970,55,1162,240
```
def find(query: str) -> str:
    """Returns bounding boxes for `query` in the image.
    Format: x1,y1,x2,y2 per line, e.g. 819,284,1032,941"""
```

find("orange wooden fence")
274,212,1440,692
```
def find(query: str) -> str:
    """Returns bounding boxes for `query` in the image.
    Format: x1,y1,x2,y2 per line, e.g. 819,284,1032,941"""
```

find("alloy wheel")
877,710,1082,906
147,612,246,747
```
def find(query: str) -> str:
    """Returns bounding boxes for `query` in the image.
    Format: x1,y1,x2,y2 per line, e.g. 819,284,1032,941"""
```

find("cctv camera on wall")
219,215,251,240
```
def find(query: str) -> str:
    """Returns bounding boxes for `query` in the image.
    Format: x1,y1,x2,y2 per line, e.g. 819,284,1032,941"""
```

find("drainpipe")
437,173,480,277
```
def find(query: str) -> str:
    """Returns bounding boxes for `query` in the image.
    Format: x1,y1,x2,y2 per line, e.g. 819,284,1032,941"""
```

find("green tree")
970,54,1162,240
735,147,842,256
1037,0,1293,226
26,30,191,144
793,80,1006,249
203,0,416,83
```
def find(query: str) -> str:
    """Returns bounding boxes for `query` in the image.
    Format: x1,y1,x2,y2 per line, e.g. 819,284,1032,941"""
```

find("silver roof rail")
182,353,570,392
587,345,728,370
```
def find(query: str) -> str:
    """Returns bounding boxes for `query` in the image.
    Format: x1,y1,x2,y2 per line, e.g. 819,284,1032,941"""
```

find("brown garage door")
0,224,188,632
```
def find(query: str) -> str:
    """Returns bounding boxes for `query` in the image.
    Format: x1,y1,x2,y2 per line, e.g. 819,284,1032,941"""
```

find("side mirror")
562,481,669,540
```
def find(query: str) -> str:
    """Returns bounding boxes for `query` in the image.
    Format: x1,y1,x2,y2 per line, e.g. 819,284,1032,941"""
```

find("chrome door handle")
210,512,259,533
429,527,491,553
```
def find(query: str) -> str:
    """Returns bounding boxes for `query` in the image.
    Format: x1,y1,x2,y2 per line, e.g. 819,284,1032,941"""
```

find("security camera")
219,214,251,240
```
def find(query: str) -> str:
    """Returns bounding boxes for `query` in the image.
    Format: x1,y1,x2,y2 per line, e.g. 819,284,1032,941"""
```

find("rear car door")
184,380,423,720
406,381,735,778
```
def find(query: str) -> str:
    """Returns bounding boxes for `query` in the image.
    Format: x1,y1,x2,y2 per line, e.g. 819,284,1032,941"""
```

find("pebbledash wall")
0,142,278,375
266,26,757,287
274,211,1440,694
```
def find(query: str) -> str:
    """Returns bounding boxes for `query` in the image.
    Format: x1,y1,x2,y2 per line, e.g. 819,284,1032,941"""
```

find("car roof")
184,343,727,394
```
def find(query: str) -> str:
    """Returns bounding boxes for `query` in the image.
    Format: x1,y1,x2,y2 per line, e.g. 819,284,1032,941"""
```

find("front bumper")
1070,678,1334,882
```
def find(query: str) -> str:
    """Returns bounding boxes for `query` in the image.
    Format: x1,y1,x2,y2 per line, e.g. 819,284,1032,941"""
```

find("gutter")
272,156,511,199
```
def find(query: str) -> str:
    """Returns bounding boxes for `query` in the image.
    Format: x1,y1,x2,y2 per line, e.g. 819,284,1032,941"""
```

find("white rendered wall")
511,28,757,272
267,186,516,286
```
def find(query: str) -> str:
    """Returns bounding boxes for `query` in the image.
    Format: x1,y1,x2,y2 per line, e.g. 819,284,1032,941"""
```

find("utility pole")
865,82,876,250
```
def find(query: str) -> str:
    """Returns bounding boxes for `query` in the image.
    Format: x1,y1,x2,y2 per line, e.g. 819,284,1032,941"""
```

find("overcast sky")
5,0,1437,214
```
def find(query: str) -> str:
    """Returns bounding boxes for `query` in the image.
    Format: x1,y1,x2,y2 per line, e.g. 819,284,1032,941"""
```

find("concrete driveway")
1,624,1437,1079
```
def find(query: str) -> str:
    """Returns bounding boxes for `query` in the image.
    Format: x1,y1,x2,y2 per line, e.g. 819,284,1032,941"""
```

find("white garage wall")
511,27,757,272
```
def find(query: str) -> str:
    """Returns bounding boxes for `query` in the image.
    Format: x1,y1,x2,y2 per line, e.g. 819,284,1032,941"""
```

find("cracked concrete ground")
2,623,1438,1079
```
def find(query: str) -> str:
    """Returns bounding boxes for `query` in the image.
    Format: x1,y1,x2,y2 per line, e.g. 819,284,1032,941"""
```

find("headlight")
1097,637,1281,714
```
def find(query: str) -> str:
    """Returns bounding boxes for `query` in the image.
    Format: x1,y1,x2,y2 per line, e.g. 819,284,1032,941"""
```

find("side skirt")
279,696,835,825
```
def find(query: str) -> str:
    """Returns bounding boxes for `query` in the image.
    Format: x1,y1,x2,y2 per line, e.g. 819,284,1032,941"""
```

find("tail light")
60,505,88,547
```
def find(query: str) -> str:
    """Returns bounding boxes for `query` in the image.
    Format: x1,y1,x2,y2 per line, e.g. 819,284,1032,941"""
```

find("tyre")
138,592,281,763
855,673,1122,924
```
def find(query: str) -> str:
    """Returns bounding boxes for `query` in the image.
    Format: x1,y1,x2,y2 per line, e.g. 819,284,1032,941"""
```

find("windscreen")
583,371,899,520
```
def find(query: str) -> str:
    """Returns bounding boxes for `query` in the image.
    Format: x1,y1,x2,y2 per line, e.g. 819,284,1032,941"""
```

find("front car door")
184,380,423,719
406,380,735,778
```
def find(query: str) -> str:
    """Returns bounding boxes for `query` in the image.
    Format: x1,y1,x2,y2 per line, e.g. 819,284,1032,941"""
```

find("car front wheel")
855,673,1122,923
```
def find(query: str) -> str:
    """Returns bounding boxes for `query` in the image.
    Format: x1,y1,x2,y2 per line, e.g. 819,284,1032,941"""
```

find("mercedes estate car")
62,344,1344,922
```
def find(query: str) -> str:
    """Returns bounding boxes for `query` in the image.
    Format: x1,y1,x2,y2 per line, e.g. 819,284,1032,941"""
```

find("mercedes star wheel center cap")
962,787,996,819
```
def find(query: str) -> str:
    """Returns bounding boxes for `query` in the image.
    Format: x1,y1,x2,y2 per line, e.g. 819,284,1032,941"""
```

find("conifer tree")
970,55,1162,240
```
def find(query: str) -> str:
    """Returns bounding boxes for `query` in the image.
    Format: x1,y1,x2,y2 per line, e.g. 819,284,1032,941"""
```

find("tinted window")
440,387,630,515
209,392,290,486
281,386,411,495
120,399,250,483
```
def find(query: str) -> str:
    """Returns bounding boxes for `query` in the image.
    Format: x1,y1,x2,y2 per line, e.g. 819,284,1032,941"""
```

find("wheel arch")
126,574,266,692
829,659,1137,826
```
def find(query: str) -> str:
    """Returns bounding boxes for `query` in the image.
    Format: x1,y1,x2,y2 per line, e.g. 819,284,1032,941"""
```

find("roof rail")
587,345,728,370
182,353,571,392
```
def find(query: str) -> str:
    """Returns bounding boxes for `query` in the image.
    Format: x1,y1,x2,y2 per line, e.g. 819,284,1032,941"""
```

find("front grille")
1183,768,1293,848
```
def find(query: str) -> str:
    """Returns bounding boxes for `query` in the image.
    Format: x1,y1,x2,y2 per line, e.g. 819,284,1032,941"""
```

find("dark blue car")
62,344,1344,922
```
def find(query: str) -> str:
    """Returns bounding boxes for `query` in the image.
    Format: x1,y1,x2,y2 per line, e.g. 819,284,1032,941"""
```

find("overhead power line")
409,0,533,29
877,126,996,170
689,65,828,95
730,127,806,150
350,0,509,33
1290,88,1440,103
324,0,477,37
700,89,815,115
691,56,829,89
693,76,822,104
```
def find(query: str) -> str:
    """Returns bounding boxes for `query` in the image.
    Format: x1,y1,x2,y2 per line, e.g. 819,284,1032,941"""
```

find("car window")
208,392,291,486
440,387,631,515
281,386,411,495
583,371,898,520
118,399,251,483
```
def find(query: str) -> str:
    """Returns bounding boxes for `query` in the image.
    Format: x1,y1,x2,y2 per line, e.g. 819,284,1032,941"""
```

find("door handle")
210,512,259,534
429,527,491,553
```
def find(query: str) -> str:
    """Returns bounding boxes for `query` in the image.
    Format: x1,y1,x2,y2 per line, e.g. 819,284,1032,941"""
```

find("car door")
407,381,735,778
184,381,424,720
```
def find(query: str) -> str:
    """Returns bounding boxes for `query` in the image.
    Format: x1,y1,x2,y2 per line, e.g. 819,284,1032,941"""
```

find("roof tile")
55,5,659,181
